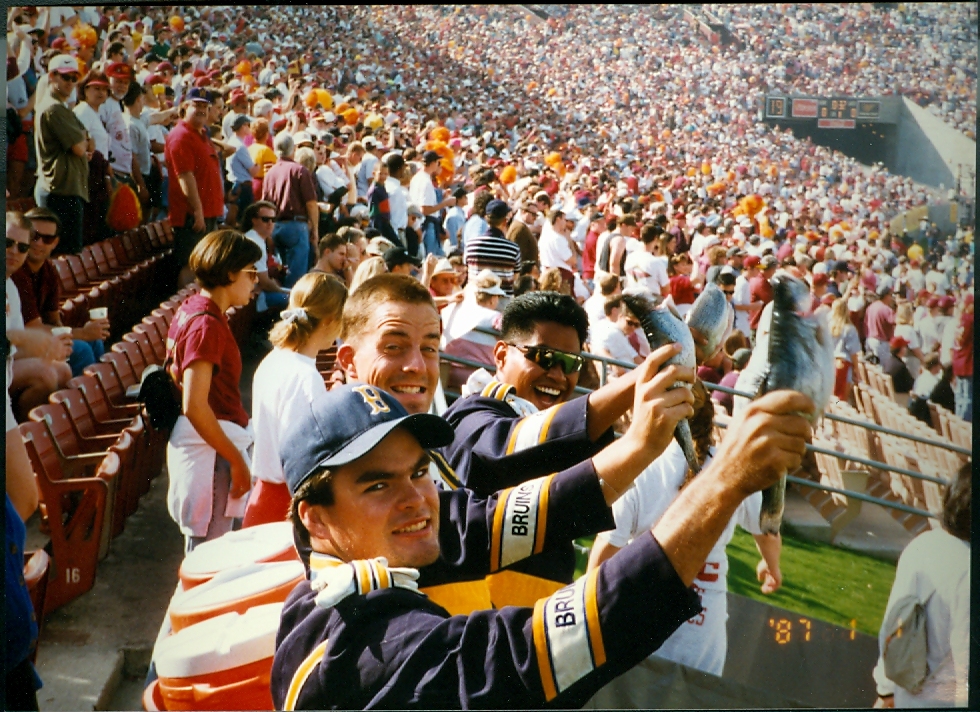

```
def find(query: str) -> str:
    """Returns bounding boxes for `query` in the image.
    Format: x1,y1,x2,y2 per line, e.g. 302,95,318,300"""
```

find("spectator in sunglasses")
10,208,109,377
436,291,669,608
6,212,73,421
35,54,90,255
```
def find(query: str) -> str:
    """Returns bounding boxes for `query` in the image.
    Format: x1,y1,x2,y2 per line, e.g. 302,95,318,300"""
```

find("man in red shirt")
952,293,973,421
864,284,896,364
261,132,319,287
748,255,776,340
12,208,109,376
581,211,604,287
165,88,225,287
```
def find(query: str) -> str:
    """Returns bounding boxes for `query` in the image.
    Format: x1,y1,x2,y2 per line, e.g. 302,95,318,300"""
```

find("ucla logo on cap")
352,385,391,416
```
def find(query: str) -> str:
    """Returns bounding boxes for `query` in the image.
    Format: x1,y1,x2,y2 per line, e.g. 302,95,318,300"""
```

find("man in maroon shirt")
12,208,109,376
864,284,896,364
165,88,225,287
261,132,319,287
748,255,776,341
581,211,605,287
951,293,973,421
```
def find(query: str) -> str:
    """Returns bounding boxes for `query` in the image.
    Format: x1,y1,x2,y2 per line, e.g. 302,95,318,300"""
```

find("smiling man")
271,368,813,709
436,291,647,606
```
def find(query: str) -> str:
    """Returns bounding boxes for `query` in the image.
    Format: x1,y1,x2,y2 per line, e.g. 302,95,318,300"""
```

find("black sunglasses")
508,343,584,375
6,238,30,253
31,231,58,244
722,288,735,295
256,215,276,223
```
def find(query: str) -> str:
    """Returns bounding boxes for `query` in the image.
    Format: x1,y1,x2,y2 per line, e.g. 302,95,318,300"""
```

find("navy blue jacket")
273,464,700,709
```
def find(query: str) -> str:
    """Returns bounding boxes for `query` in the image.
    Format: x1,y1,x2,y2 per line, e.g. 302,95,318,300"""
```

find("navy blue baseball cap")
485,199,511,220
280,383,454,495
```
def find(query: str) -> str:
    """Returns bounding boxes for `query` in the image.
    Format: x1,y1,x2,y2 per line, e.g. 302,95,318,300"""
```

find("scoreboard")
765,96,883,128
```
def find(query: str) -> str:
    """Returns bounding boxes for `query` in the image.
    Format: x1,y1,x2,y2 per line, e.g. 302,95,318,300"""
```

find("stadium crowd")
5,4,974,710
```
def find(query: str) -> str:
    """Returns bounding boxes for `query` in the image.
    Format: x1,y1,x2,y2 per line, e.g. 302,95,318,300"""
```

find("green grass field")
575,530,898,637
725,528,897,636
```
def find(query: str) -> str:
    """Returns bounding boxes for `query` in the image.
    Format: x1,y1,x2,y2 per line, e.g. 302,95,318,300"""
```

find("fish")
685,282,734,365
621,292,701,475
747,273,835,535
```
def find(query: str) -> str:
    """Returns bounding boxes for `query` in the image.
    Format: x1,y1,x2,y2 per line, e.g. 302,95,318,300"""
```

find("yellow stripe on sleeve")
532,597,558,702
283,639,329,711
355,560,371,594
376,560,390,589
533,474,553,555
505,418,526,455
584,569,606,667
489,487,511,573
537,404,562,443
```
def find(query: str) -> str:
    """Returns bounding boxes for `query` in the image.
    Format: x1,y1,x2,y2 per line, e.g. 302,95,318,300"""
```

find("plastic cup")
89,307,108,320
51,327,72,337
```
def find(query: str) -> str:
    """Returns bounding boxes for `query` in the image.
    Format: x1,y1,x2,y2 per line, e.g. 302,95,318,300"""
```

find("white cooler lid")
172,561,305,614
180,522,295,578
155,603,284,678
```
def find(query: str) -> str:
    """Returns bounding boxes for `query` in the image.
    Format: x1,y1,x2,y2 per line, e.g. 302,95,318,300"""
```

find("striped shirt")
464,230,521,296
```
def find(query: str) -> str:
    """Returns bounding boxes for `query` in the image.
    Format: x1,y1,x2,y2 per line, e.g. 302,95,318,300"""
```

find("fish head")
686,283,733,365
771,272,812,316
622,293,696,370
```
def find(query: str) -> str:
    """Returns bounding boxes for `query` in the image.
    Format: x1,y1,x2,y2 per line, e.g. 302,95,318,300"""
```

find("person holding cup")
6,211,73,421
10,208,110,377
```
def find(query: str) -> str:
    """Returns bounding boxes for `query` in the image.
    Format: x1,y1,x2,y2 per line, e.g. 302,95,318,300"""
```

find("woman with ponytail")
243,272,348,526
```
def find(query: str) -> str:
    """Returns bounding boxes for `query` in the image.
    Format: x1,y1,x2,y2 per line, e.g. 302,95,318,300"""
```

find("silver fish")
621,293,701,475
686,282,734,365
753,273,835,535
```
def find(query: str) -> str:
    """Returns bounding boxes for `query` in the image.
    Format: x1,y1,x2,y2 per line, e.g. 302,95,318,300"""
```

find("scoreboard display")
765,96,884,127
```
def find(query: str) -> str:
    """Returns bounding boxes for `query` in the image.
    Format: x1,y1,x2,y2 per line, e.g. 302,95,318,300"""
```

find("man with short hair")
6,212,74,421
865,285,896,364
748,255,776,339
409,150,456,257
35,54,89,256
262,131,319,287
591,295,647,375
12,207,109,376
624,222,669,297
225,114,260,228
270,372,812,708
463,204,521,306
240,201,289,312
505,201,539,265
312,233,351,285
165,87,225,287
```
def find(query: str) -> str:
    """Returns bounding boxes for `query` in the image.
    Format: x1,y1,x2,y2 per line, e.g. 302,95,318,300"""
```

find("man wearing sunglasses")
6,212,73,421
35,54,90,256
436,291,659,607
10,208,109,377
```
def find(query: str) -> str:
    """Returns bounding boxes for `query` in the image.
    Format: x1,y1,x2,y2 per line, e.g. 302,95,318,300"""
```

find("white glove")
311,557,420,610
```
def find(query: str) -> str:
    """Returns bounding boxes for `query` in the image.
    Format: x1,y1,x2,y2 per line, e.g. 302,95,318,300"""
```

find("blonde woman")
243,272,348,526
893,302,925,379
349,255,388,294
829,297,862,401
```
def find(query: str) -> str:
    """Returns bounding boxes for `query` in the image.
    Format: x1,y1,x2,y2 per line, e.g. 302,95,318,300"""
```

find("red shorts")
7,134,28,163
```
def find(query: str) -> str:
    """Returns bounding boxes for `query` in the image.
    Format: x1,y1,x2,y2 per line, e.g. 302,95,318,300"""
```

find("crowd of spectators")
5,5,976,707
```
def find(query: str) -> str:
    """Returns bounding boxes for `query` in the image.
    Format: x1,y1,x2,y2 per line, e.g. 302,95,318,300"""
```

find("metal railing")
440,335,969,521
470,325,972,456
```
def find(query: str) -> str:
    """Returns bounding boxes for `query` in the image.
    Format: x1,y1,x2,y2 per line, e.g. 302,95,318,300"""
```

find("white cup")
51,327,72,337
89,307,108,320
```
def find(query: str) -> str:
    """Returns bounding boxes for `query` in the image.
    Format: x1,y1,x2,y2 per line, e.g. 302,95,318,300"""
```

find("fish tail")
759,475,786,535
674,419,701,476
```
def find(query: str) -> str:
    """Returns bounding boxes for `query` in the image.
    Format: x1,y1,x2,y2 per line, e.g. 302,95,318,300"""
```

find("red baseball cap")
889,336,909,350
743,255,761,268
812,273,828,287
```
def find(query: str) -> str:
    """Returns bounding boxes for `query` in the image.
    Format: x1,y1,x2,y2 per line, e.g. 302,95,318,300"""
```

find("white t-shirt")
589,320,637,364
99,97,133,174
731,274,752,336
6,278,25,332
538,223,573,270
250,348,327,485
409,169,437,209
74,101,109,159
583,293,608,329
624,251,668,296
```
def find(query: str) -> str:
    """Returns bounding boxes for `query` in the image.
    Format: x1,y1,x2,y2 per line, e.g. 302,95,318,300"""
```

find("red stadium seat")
19,421,109,614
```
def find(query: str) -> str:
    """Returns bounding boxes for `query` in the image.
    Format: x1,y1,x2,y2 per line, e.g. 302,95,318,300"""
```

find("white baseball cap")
48,55,80,74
